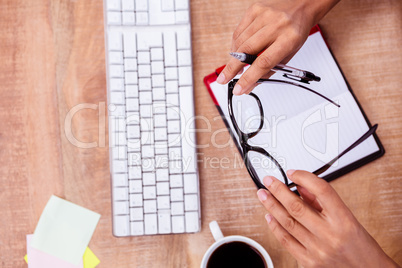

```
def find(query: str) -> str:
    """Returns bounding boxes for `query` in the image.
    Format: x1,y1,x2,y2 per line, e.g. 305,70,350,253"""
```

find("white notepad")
206,31,383,186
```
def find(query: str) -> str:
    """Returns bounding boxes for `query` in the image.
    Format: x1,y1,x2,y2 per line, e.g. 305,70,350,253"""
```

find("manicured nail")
263,176,273,187
287,169,296,177
265,214,272,224
233,84,242,95
257,189,268,201
217,73,225,84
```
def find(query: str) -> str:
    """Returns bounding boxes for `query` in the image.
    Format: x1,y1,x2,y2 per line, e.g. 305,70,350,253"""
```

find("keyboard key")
157,195,170,209
110,132,127,147
156,168,169,181
113,173,129,187
175,10,189,24
144,199,157,213
122,0,135,11
114,187,129,201
178,67,192,86
151,48,163,61
161,0,174,11
138,51,150,64
108,31,123,51
110,65,124,77
177,30,191,49
167,107,180,120
114,201,129,215
151,61,164,74
172,216,185,233
125,58,137,71
154,114,167,128
180,86,197,173
107,11,121,25
107,0,121,11
171,188,183,201
137,32,162,50
184,194,198,211
169,147,181,160
130,207,143,221
142,158,155,172
126,98,139,112
139,91,152,104
129,180,142,193
129,166,142,179
166,80,179,93
136,12,149,25
157,182,170,195
168,120,180,133
138,65,151,77
144,214,157,235
143,186,156,199
126,85,139,98
178,50,192,66
128,152,141,166
170,174,183,188
130,193,143,207
109,105,126,117
111,92,125,105
131,221,144,235
114,215,130,236
125,72,138,84
168,133,181,147
135,0,148,11
139,78,152,91
123,12,135,25
169,160,182,174
158,211,171,234
171,202,184,215
112,146,127,160
152,75,165,88
109,51,124,64
183,174,198,194
141,131,154,145
165,67,178,80
175,0,188,10
185,212,199,232
110,78,124,91
163,32,177,66
123,32,136,57
143,172,156,185
154,127,167,141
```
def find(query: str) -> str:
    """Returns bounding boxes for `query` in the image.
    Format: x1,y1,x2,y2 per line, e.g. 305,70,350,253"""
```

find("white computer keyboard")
103,0,201,236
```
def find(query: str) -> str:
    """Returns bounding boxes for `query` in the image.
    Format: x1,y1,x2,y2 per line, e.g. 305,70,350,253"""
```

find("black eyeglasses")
228,78,378,190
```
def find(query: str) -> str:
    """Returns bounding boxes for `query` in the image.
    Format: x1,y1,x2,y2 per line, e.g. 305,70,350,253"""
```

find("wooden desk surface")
0,0,401,267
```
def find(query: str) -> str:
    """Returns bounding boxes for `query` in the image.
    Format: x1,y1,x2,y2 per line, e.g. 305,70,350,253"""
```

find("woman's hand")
257,170,399,267
217,0,340,95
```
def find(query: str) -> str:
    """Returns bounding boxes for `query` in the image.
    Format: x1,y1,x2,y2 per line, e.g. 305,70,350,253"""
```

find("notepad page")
210,32,379,184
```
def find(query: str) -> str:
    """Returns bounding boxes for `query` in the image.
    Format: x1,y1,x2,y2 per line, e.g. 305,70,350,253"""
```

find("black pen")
230,52,321,83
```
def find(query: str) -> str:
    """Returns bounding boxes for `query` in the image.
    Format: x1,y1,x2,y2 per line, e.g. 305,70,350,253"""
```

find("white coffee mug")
200,221,274,268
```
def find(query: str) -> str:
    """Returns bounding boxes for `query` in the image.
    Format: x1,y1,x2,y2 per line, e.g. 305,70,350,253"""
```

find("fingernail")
217,73,225,84
263,176,273,187
257,189,268,201
233,84,242,95
287,169,296,177
265,214,272,224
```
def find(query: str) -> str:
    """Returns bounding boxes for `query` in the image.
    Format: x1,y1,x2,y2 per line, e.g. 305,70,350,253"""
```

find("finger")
234,38,294,94
264,214,309,263
217,57,247,84
257,189,314,247
231,3,264,51
242,82,260,95
232,18,272,53
262,176,323,233
287,170,351,217
260,70,276,80
296,185,323,212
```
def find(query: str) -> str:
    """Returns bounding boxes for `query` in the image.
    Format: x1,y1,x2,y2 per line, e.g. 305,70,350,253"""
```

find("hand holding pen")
216,1,338,95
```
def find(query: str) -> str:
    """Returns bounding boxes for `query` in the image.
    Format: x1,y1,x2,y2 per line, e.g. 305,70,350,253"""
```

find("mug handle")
209,221,224,242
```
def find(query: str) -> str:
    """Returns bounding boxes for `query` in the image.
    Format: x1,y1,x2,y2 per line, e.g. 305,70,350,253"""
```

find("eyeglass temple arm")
287,124,378,189
257,79,340,108
313,124,378,176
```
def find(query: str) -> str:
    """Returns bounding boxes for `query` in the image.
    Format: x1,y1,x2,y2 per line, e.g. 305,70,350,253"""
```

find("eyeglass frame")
227,78,378,190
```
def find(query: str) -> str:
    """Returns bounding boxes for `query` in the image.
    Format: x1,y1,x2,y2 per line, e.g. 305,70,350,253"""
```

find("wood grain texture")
0,0,400,267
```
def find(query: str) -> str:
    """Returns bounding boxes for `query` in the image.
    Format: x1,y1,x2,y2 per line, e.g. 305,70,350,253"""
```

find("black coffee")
207,241,266,268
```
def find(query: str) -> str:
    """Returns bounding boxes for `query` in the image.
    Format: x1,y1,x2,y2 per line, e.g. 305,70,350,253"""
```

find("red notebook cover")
203,25,384,185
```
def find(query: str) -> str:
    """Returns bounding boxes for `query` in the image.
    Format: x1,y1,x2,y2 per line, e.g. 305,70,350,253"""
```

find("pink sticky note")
26,235,83,268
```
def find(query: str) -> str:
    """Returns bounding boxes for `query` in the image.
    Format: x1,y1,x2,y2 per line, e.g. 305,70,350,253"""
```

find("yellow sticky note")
83,248,100,268
24,247,100,268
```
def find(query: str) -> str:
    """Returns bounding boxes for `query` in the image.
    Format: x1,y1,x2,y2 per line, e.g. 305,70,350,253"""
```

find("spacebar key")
179,86,197,173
